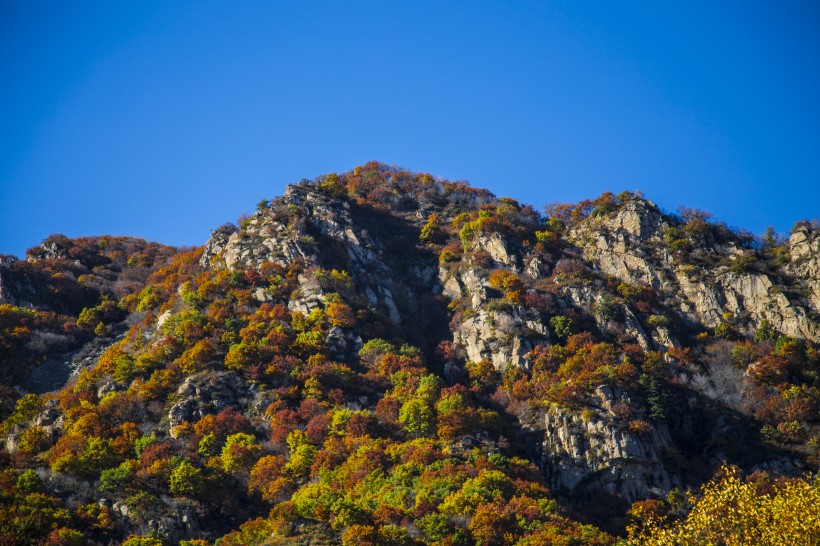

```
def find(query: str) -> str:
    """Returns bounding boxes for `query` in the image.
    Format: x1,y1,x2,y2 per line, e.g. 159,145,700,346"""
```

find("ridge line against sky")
2,1,819,257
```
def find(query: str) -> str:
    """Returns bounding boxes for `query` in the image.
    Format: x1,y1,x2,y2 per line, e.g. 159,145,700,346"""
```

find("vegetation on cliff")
1,162,818,544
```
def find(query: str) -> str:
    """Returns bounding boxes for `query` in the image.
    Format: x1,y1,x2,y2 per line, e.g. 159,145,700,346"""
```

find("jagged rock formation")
568,197,820,343
204,186,404,321
541,388,680,503
790,224,820,311
441,261,550,371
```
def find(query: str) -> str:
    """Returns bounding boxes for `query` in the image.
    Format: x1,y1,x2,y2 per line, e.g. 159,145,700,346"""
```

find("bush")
727,253,756,274
646,315,668,328
594,296,620,321
419,213,444,244
16,469,42,492
549,316,573,340
714,322,738,340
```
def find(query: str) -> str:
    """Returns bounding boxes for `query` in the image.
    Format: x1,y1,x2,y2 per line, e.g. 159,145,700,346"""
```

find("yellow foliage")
628,464,820,546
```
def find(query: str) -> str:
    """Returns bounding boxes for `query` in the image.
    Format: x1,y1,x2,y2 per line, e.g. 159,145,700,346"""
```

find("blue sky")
2,1,819,257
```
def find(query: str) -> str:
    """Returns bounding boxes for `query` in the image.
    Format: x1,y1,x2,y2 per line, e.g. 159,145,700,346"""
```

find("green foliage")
313,268,355,298
221,433,262,474
646,314,669,328
16,469,42,493
134,434,158,457
549,315,573,340
729,346,752,369
727,253,757,274
169,460,205,497
419,213,443,244
399,398,435,437
4,393,44,430
436,393,466,414
10,163,820,546
82,437,118,476
100,461,136,493
77,298,123,334
754,319,777,343
122,536,166,546
714,321,737,340
594,295,620,321
136,286,161,311
644,378,668,421
198,432,218,457
0,469,75,543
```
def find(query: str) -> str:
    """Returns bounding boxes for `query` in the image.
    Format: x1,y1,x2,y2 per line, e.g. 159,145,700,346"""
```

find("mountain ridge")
1,161,818,545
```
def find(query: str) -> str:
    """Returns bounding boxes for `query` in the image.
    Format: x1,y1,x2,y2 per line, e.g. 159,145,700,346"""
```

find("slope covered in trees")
1,162,818,545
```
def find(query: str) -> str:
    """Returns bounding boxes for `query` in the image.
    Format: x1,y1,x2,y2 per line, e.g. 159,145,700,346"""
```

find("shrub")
122,536,165,546
419,213,443,244
398,398,435,437
714,322,738,340
594,296,620,321
628,419,653,435
646,315,669,328
327,302,356,328
727,253,756,274
549,316,573,340
16,469,42,492
221,433,262,474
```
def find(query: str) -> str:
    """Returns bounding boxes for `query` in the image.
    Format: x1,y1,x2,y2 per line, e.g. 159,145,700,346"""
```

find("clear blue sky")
2,1,819,257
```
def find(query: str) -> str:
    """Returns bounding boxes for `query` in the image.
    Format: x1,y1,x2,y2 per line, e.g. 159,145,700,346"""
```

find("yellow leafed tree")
628,464,820,546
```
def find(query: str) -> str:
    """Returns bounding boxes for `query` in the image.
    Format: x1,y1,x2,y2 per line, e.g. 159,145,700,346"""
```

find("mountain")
1,161,818,545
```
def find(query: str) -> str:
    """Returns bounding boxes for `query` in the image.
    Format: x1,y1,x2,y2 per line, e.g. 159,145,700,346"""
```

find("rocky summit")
1,162,819,545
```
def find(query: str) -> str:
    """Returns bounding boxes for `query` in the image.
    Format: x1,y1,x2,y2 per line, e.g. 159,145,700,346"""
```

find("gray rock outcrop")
541,387,680,502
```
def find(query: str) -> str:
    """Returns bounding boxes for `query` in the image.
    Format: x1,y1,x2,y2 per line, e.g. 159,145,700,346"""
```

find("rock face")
432,195,820,502
168,371,250,434
569,196,820,343
440,243,551,372
442,283,547,372
200,184,438,331
541,388,680,502
789,224,820,312
571,199,670,289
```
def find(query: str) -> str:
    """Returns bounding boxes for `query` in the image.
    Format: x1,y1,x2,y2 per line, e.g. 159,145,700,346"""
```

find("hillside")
1,162,819,545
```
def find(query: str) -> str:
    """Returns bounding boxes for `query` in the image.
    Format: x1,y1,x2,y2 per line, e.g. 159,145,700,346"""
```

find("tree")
327,302,356,328
249,455,293,502
628,465,820,546
221,433,262,475
169,460,204,497
398,398,435,437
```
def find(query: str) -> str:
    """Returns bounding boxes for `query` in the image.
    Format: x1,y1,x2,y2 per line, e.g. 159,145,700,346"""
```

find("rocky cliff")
194,180,820,504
